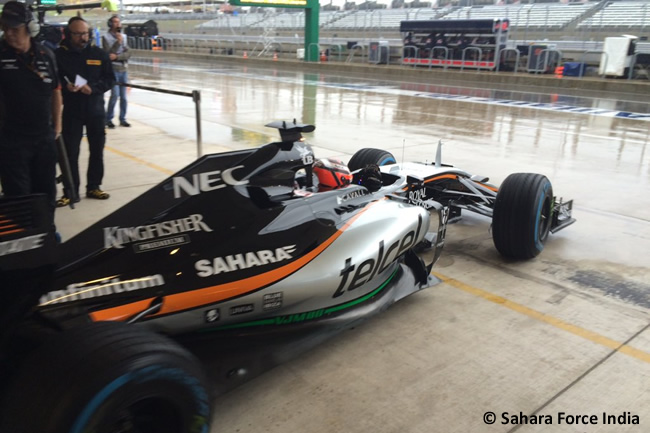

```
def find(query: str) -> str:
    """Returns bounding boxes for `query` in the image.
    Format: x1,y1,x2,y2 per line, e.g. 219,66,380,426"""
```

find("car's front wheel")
348,148,396,171
492,173,553,259
0,321,211,433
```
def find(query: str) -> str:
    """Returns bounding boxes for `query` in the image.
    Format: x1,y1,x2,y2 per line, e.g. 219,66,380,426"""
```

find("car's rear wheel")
348,148,396,171
0,322,210,433
492,173,553,259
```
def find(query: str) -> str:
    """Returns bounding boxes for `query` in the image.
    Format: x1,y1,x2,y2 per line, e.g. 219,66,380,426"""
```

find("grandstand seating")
442,3,596,29
197,8,445,31
198,10,347,30
197,14,252,30
578,1,650,29
160,3,650,34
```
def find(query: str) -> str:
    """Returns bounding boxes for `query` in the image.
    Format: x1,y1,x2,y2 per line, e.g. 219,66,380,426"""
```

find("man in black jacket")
55,16,114,207
0,1,62,229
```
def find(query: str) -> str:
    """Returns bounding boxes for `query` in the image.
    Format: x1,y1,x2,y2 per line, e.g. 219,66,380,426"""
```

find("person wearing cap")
0,1,62,230
55,16,114,207
102,15,131,128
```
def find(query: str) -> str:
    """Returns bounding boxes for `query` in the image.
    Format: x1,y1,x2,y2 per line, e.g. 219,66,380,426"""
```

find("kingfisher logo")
104,214,212,249
195,245,297,277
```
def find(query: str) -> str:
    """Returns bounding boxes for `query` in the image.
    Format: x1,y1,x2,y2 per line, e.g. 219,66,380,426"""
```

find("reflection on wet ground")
125,56,650,227
130,57,650,118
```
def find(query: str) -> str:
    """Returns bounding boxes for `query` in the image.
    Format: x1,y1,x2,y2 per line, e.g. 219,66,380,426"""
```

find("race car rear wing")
0,195,57,346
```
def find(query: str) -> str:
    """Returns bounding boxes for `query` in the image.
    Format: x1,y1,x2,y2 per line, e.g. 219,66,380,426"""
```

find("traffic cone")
273,52,278,61
243,51,248,59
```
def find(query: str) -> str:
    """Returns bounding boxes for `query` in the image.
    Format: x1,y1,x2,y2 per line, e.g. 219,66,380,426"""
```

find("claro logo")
195,245,297,277
172,166,248,198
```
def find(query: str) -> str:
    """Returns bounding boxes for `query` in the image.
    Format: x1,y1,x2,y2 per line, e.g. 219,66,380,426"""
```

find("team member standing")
102,15,131,128
0,1,62,228
55,16,114,207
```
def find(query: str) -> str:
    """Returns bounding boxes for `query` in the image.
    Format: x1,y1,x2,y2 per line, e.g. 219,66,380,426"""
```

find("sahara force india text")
498,412,639,425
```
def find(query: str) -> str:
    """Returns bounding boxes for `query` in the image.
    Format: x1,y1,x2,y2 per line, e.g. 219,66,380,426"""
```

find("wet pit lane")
59,56,650,433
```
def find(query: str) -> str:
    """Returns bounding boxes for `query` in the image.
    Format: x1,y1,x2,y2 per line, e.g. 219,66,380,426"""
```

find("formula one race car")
0,121,446,433
347,144,575,260
0,120,573,433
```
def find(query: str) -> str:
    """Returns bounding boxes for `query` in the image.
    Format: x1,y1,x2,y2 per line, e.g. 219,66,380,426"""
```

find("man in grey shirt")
102,15,131,128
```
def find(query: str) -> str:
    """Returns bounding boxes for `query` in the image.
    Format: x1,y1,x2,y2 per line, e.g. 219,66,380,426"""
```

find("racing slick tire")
492,173,553,259
348,148,396,171
0,321,210,433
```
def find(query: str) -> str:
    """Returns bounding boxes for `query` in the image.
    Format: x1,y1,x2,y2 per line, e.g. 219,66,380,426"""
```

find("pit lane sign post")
228,0,320,62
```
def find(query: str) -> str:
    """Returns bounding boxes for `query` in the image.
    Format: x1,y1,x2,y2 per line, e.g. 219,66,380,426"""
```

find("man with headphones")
0,1,63,230
55,16,114,206
102,15,131,128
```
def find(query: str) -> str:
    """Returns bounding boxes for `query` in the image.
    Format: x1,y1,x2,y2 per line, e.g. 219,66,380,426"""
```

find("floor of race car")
54,57,650,433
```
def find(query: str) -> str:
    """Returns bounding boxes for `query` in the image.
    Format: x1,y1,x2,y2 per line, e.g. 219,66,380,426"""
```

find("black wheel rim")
538,195,552,242
98,398,181,433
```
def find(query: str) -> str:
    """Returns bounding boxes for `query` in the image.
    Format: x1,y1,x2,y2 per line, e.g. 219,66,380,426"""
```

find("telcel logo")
333,215,423,298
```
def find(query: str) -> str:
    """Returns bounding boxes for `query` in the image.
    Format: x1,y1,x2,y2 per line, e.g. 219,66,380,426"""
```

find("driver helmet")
313,158,352,191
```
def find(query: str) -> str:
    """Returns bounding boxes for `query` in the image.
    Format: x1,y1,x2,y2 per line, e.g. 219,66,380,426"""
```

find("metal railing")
496,48,520,74
307,43,321,62
431,46,450,70
402,46,419,67
121,82,203,158
532,48,562,75
129,33,650,81
461,47,483,72
580,50,607,78
346,44,365,63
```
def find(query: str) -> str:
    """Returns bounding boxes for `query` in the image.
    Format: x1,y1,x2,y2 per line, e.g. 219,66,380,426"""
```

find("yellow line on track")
106,146,175,176
433,272,650,364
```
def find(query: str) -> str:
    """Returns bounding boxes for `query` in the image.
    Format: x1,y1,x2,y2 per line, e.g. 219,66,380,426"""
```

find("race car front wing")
550,197,576,234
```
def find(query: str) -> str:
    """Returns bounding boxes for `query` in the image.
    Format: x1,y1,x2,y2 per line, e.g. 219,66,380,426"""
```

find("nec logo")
172,166,248,198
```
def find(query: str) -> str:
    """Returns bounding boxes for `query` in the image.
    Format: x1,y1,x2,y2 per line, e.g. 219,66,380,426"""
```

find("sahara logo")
172,166,248,198
0,233,47,257
104,214,213,249
39,274,165,305
195,245,297,277
332,214,423,298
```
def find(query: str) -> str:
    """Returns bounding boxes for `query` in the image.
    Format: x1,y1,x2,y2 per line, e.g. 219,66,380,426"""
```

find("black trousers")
62,112,106,197
0,130,57,228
